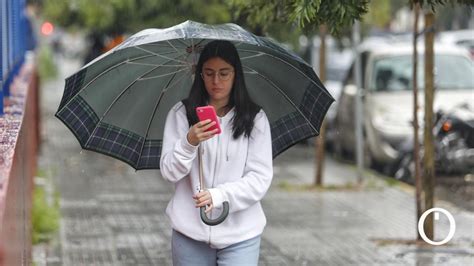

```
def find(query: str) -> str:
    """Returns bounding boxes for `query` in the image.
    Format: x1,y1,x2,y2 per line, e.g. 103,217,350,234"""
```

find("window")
371,54,474,92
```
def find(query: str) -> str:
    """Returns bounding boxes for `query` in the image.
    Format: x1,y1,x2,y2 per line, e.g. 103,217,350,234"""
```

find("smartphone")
196,105,221,134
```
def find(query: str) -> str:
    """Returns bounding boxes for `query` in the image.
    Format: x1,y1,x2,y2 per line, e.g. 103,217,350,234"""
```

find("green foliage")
32,182,60,244
365,0,392,29
131,0,231,28
41,0,231,35
385,178,400,187
41,0,72,27
230,0,369,35
37,45,57,82
229,0,282,31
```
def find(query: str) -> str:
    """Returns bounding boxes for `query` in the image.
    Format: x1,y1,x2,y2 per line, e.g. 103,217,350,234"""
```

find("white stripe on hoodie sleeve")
160,103,199,183
210,111,273,213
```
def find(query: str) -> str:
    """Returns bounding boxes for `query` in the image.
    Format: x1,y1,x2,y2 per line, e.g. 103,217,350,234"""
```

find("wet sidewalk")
35,56,473,265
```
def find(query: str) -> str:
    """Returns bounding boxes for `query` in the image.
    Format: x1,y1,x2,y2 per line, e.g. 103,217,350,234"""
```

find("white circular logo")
418,207,456,245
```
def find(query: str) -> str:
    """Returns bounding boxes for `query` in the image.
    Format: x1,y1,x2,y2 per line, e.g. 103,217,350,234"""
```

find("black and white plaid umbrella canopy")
56,20,334,170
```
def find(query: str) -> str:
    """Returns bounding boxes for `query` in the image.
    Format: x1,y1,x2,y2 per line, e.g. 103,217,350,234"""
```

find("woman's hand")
187,119,219,146
193,190,213,213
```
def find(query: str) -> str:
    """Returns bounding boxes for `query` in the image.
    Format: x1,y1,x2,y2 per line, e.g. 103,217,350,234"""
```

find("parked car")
438,29,474,59
333,41,474,169
324,53,352,145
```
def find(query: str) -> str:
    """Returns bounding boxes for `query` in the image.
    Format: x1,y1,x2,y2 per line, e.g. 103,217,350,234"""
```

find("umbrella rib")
191,37,196,65
172,38,204,69
136,69,191,167
83,64,162,148
58,53,157,114
240,52,265,60
126,61,188,68
58,50,190,115
239,48,331,98
176,38,191,48
192,39,205,65
234,41,245,47
166,40,180,54
138,68,189,81
242,65,318,133
140,42,181,48
134,46,188,64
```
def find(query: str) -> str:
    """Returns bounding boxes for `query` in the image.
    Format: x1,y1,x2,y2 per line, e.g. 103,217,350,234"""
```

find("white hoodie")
160,102,273,249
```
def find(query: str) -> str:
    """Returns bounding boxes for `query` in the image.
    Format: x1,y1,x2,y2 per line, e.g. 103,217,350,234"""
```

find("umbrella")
56,20,334,170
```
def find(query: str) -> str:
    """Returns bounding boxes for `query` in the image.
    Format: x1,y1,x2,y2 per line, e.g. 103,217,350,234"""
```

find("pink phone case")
196,106,221,134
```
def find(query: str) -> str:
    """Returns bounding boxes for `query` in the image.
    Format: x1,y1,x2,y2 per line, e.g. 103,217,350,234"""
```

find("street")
34,55,474,265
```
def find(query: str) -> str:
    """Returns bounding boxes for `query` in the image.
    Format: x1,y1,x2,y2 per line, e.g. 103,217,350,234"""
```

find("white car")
438,29,474,59
333,42,474,167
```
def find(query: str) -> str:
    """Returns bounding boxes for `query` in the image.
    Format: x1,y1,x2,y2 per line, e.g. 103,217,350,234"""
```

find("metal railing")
1,0,32,115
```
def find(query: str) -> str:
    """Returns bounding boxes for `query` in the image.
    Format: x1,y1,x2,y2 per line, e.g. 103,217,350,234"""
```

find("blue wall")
1,0,32,115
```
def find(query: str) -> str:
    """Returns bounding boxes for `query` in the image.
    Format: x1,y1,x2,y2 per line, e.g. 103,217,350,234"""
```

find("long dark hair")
182,40,260,139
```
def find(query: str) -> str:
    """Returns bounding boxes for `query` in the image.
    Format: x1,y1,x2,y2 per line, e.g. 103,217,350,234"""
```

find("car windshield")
371,54,474,91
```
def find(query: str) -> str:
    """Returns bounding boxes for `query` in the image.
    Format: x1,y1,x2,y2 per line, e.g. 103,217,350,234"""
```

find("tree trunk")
413,2,423,241
315,24,327,186
422,11,436,241
353,21,364,184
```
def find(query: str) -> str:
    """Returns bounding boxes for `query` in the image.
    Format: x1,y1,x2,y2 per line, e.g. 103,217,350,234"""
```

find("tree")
40,0,232,35
423,9,436,241
411,1,422,241
230,0,369,35
410,0,473,242
39,0,307,61
315,24,327,186
366,0,392,30
231,0,369,186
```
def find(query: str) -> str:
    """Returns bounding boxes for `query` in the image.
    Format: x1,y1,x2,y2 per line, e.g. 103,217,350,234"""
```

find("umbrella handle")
200,201,229,226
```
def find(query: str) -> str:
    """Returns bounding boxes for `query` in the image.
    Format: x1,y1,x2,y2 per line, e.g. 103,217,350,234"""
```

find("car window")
370,54,473,91
372,56,411,91
435,55,474,89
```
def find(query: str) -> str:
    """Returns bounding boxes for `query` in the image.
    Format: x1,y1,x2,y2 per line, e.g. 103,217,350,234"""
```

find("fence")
0,0,39,265
1,0,34,115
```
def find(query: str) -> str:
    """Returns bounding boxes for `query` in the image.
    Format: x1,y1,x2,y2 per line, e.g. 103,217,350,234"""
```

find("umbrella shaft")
198,146,204,191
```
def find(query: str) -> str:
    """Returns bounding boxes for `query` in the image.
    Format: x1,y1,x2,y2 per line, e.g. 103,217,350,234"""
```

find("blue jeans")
171,230,261,266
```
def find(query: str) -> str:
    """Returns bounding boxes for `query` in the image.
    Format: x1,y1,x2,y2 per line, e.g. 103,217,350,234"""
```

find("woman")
160,40,273,265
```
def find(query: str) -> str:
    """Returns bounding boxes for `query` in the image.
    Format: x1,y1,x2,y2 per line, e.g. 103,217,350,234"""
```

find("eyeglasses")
201,70,234,81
